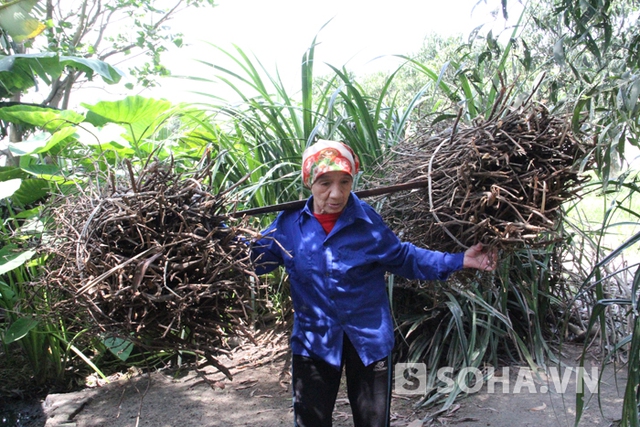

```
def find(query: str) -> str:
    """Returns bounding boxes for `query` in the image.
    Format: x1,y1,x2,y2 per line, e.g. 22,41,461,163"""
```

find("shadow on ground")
1,342,629,427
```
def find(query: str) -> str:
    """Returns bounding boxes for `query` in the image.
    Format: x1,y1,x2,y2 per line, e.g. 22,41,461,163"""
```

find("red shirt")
314,211,342,234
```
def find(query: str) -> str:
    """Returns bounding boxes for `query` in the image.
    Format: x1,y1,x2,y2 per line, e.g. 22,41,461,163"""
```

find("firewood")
43,154,259,376
372,96,592,253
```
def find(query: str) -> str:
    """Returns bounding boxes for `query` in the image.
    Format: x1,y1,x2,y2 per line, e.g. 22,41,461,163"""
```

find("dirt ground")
1,333,629,427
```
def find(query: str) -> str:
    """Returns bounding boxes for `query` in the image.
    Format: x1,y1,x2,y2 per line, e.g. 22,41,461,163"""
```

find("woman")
251,140,496,427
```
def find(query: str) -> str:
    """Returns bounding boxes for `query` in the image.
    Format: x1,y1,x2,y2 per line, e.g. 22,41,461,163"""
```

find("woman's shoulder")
269,206,305,229
350,194,386,225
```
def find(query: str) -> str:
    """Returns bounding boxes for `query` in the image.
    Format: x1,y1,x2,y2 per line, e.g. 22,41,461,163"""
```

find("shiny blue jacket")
252,192,464,369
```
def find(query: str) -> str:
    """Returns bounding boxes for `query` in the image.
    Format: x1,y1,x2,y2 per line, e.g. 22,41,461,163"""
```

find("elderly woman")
251,140,496,427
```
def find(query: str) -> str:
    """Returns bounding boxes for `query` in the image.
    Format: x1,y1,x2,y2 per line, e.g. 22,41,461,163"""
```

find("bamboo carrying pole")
231,179,431,217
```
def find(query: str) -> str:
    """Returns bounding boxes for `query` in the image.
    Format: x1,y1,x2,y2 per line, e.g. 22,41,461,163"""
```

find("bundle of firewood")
374,98,592,253
44,156,257,376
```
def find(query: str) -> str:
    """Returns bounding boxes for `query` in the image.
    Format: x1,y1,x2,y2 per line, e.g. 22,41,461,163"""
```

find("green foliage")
0,0,637,418
102,337,134,362
0,53,123,99
0,94,214,395
522,0,640,187
0,245,35,276
150,7,640,420
182,37,424,219
396,280,508,409
0,0,214,114
395,244,564,409
36,0,215,107
563,170,640,426
0,207,69,391
3,317,39,344
0,0,226,399
357,0,639,419
0,0,45,44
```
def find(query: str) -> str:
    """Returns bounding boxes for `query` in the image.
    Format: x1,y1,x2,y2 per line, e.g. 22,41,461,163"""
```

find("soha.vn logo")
394,363,599,395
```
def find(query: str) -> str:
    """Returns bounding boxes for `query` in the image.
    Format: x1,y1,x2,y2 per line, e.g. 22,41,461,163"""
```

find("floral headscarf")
302,140,360,188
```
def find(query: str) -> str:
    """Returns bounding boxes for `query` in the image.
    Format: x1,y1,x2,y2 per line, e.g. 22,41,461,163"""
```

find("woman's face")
311,171,353,214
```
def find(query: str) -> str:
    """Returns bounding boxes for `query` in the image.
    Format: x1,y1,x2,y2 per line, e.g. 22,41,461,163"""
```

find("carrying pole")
231,180,429,217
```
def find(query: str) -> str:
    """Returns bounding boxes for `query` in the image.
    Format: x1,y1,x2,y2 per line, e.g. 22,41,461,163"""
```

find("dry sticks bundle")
377,100,592,253
44,157,257,377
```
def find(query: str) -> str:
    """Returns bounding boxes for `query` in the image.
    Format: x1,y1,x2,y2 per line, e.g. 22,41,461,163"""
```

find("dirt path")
2,339,628,427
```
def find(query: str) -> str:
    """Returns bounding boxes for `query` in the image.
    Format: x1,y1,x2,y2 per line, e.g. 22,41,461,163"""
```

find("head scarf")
301,140,360,188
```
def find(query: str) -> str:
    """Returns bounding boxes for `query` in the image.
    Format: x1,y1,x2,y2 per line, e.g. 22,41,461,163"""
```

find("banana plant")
0,95,211,392
0,0,46,43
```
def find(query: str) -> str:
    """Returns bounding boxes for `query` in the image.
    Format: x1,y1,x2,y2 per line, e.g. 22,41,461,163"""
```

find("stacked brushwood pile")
44,157,257,377
374,97,592,253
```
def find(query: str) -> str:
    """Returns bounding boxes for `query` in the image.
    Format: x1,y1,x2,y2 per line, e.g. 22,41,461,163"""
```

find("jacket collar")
302,192,373,232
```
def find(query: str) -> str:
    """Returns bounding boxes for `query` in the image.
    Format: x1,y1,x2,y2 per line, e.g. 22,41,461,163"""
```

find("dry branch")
42,156,259,375
373,98,593,253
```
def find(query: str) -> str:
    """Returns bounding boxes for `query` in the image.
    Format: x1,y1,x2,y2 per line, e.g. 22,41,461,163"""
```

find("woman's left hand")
463,243,497,271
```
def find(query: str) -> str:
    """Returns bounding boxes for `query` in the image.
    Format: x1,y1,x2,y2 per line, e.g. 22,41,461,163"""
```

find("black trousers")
292,334,391,427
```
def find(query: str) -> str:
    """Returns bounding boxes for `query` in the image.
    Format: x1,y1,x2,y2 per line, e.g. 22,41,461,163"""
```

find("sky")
91,0,519,105
133,0,516,103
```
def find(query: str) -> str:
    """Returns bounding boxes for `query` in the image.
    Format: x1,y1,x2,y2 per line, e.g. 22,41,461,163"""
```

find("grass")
565,170,640,263
562,168,640,426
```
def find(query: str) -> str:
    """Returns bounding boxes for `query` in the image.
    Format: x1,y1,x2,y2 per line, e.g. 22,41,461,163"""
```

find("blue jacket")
252,192,464,369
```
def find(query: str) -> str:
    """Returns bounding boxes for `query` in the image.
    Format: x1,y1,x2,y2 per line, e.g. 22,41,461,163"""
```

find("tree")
510,0,640,182
0,0,123,163
0,0,215,163
42,0,216,109
1,0,215,110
